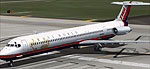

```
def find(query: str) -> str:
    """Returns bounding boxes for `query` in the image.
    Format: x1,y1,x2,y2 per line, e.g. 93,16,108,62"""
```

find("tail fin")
112,1,150,26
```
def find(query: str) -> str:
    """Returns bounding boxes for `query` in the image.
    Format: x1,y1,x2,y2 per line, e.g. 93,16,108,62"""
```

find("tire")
8,63,13,67
94,46,102,51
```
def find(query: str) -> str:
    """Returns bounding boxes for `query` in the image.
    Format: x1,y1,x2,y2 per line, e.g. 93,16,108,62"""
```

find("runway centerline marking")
62,55,150,68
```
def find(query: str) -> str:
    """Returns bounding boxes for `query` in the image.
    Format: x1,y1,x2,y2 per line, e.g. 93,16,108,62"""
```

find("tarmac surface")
0,16,150,69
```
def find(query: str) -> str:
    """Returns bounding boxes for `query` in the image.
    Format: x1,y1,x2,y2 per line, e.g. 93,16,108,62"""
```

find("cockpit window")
18,44,21,47
6,44,14,47
6,44,10,46
10,44,14,46
6,44,21,48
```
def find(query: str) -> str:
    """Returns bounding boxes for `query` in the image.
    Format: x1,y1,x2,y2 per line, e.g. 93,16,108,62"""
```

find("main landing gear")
73,46,80,49
94,43,103,51
7,60,13,67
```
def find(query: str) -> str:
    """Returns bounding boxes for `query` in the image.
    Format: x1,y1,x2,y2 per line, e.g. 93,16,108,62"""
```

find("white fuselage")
0,20,131,58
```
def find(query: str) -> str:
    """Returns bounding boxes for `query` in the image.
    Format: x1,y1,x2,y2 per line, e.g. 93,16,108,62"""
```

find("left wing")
79,40,150,44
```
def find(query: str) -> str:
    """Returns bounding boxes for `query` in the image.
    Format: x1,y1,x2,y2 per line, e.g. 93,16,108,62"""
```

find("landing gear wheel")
94,43,103,51
94,46,102,51
8,60,13,67
73,46,80,49
8,63,13,67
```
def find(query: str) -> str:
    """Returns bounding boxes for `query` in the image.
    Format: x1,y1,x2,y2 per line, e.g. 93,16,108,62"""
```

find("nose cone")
0,50,5,58
0,49,10,60
0,47,11,56
0,49,6,55
0,47,12,59
0,51,2,55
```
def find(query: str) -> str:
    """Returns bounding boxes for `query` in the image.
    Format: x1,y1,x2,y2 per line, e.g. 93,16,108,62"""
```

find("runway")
0,15,150,69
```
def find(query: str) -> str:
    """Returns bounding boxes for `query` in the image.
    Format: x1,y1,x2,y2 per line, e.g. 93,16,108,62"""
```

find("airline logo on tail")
120,1,132,20
112,1,150,26
120,5,131,26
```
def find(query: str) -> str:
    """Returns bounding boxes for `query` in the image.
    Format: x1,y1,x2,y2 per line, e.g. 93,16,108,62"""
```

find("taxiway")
0,16,150,69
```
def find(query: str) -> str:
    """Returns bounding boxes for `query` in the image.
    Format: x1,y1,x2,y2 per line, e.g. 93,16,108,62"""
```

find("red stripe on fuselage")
0,34,114,58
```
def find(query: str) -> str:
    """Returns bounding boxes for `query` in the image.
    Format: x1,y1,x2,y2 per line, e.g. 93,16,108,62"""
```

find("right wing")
79,40,150,45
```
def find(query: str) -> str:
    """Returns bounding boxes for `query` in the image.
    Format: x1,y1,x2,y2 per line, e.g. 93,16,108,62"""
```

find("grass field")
0,0,150,19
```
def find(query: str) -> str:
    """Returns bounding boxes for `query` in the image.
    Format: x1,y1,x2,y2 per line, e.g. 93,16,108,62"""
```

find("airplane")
0,1,150,67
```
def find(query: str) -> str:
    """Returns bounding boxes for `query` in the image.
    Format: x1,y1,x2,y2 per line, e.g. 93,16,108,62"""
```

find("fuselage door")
102,26,107,35
21,40,28,52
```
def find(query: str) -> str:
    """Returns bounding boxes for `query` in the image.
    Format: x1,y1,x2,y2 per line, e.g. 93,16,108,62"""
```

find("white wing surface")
112,1,150,6
79,40,150,44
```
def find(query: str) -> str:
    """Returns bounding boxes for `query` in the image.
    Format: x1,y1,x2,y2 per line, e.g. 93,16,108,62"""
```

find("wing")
79,40,150,44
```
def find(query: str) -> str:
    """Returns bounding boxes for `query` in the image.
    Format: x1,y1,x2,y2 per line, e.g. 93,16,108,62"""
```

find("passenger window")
15,44,21,48
11,44,14,46
18,44,21,47
6,44,10,46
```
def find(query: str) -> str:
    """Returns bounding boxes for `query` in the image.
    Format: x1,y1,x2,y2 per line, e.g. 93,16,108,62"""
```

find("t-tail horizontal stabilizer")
112,1,150,6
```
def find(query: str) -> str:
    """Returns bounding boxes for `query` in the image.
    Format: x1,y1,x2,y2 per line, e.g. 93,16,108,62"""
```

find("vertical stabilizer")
112,1,150,26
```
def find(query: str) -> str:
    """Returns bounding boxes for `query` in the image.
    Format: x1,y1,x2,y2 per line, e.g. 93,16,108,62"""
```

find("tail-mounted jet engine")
113,26,132,35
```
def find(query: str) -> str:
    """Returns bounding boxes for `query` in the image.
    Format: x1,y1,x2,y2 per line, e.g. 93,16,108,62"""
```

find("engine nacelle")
113,26,132,35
